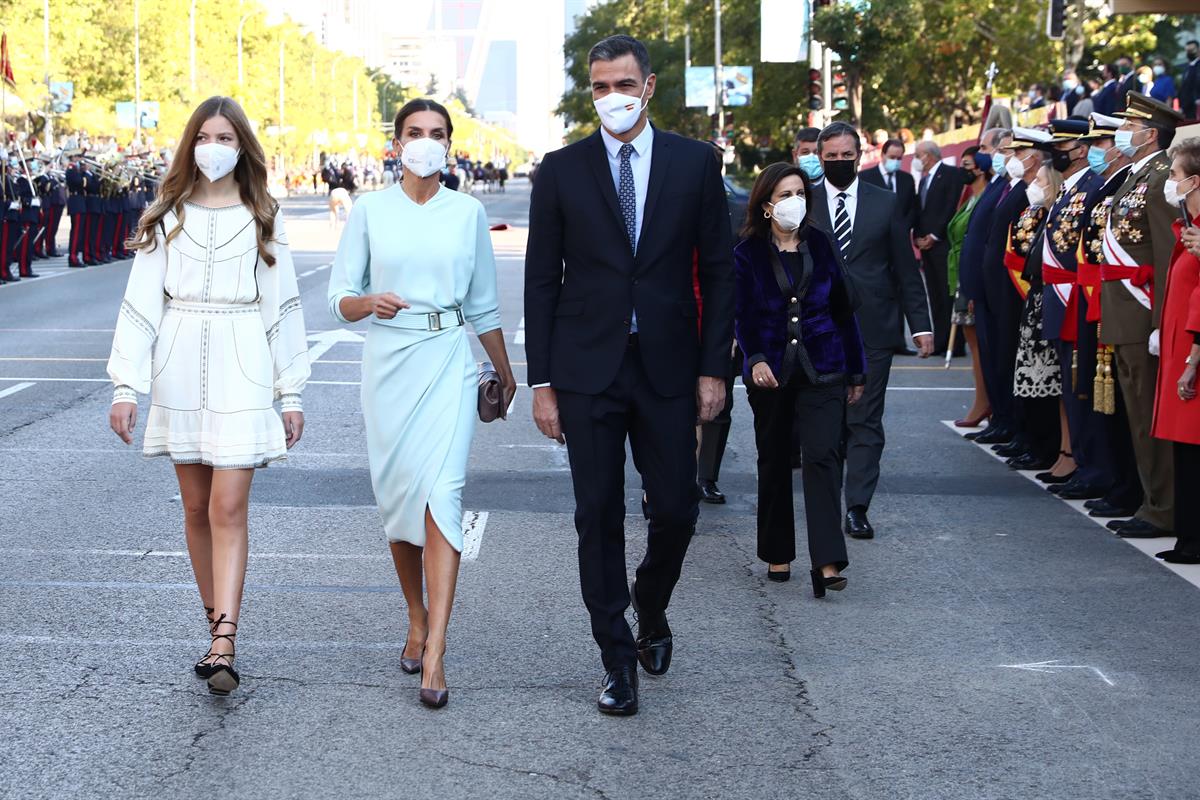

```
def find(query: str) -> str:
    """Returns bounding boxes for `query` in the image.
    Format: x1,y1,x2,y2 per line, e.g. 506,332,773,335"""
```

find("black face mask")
823,158,857,189
1050,147,1077,173
1189,49,1198,61
962,169,977,185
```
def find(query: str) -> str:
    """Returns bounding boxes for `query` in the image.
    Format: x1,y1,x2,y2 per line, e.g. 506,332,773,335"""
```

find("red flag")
1,33,15,89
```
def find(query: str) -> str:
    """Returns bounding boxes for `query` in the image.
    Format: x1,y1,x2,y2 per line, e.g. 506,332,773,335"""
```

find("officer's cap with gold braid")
1115,92,1184,127
1006,127,1054,150
1081,113,1122,141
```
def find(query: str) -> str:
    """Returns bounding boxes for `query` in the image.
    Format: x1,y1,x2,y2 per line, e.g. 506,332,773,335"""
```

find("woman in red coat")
1151,138,1200,564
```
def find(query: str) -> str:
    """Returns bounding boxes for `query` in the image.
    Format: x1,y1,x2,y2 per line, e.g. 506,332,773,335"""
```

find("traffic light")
1046,0,1065,40
808,68,823,111
832,71,849,111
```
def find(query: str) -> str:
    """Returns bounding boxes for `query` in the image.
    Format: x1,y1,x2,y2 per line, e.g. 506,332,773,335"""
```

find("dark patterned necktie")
834,192,852,255
618,143,637,253
887,172,895,191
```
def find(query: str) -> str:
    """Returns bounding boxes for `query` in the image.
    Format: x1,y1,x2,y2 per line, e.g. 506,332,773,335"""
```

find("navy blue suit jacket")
957,176,1007,303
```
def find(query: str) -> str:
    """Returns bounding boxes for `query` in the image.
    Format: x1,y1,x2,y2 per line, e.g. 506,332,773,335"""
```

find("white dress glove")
1148,329,1161,357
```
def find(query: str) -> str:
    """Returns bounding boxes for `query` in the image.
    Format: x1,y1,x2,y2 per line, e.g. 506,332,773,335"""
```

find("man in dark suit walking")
1114,55,1142,112
808,122,933,540
858,137,916,231
912,140,965,354
524,34,734,717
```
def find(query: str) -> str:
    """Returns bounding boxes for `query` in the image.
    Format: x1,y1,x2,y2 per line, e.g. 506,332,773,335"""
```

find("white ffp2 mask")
400,137,448,178
194,143,240,183
594,82,650,136
769,195,807,231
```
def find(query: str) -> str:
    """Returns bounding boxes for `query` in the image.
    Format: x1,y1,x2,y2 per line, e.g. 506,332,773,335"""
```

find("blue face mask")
797,152,824,181
973,152,993,174
1087,145,1109,175
990,153,1006,176
883,157,901,173
1114,129,1140,157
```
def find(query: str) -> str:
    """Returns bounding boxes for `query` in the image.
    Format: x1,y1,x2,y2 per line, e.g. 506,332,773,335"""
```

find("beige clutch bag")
478,361,505,422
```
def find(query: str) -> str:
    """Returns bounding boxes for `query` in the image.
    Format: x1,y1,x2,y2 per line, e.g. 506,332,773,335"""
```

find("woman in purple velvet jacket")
734,162,866,598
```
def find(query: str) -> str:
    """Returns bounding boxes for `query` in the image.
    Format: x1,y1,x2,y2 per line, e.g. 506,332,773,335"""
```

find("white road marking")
0,634,414,652
0,357,106,362
460,511,488,561
944,419,1200,590
307,329,365,363
1001,660,1115,687
514,316,525,345
0,328,115,333
0,382,35,399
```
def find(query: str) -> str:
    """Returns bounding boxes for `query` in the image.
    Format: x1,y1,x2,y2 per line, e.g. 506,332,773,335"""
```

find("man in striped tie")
807,122,934,540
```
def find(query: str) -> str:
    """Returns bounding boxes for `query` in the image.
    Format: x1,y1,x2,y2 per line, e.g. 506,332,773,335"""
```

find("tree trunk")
849,71,863,128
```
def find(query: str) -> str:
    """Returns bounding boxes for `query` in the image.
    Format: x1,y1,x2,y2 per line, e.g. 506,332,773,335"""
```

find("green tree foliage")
561,0,1196,165
0,0,524,165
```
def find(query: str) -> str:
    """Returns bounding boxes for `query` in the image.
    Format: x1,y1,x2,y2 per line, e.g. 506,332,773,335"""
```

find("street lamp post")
237,12,255,89
353,71,359,131
134,0,142,146
713,0,723,142
189,0,196,95
42,0,52,147
278,36,285,169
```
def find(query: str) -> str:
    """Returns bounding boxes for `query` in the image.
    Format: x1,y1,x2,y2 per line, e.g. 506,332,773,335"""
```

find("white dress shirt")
826,175,931,340
824,176,859,230
532,123,654,388
877,162,897,191
601,123,653,335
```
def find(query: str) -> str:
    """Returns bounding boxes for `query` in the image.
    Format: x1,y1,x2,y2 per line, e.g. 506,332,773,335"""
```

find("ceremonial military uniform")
0,165,20,282
1038,119,1108,494
44,168,66,258
83,164,103,264
14,171,41,278
1098,93,1184,535
64,160,87,266
979,128,1049,449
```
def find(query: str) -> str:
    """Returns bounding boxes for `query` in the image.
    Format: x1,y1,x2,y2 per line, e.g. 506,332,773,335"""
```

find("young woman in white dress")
328,99,516,708
108,97,310,695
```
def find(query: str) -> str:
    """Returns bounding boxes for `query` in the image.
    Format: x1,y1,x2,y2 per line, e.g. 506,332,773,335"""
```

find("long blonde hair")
128,96,279,266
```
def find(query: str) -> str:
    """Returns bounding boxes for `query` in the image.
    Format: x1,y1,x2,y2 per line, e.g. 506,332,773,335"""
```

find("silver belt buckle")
455,308,465,326
428,312,442,331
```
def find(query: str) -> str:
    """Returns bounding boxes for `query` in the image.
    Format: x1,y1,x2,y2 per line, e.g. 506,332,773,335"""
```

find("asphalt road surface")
2,180,1199,800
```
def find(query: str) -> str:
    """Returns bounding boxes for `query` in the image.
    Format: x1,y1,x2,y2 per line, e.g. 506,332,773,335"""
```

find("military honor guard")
64,154,89,267
84,159,104,265
0,158,19,283
1098,92,1184,539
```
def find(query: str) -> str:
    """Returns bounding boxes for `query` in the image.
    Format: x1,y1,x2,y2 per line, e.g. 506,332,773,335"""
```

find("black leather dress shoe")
974,426,1014,445
1008,453,1055,471
1055,482,1107,500
630,580,672,676
1106,518,1135,532
1156,549,1200,564
698,479,726,505
845,506,874,539
1115,519,1170,539
994,441,1028,457
597,665,638,716
1088,500,1139,519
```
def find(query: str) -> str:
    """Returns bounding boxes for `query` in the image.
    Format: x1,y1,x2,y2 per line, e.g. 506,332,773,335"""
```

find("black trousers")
923,241,952,353
557,339,698,671
1174,441,1200,556
697,345,741,483
845,346,893,511
748,376,849,571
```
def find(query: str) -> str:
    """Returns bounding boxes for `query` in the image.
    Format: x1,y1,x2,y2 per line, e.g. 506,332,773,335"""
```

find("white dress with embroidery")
106,202,310,469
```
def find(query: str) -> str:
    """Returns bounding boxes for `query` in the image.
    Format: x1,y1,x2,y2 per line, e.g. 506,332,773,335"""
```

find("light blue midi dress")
327,185,501,550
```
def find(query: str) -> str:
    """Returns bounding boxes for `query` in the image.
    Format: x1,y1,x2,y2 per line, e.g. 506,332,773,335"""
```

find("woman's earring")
763,210,772,219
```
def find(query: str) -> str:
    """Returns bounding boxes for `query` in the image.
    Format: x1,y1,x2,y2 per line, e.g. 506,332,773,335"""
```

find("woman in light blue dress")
328,99,516,708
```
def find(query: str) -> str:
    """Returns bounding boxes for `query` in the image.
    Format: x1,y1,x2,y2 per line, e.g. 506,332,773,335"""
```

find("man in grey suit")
809,123,934,539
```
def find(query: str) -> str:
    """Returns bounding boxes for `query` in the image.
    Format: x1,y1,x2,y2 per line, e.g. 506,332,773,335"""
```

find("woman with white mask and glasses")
327,98,515,709
733,163,866,596
107,96,311,696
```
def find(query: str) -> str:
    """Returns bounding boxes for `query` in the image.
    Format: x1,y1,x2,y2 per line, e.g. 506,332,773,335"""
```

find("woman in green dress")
948,146,992,427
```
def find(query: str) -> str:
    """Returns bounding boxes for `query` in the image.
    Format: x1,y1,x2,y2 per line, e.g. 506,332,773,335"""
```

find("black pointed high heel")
205,614,240,696
419,651,449,709
194,606,217,678
400,638,424,675
810,569,848,599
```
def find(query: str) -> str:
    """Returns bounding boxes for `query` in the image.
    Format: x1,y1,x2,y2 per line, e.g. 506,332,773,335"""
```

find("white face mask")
194,143,240,183
1026,182,1046,208
593,81,650,136
1164,178,1195,206
1006,152,1028,181
400,137,448,178
768,195,807,231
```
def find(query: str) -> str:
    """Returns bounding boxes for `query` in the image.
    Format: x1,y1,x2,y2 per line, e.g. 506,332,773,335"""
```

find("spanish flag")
1,33,16,90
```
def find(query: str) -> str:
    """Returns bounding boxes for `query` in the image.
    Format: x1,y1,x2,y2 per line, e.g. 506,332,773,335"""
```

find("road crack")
429,747,613,800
